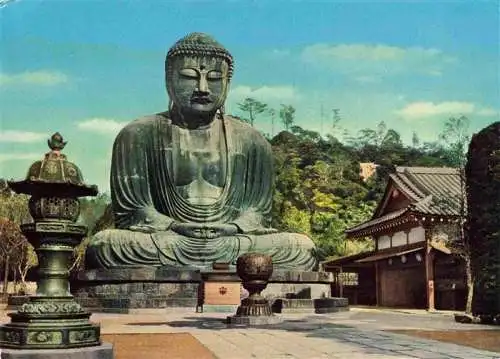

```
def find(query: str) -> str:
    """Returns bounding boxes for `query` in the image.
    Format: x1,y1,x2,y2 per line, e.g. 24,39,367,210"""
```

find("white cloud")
77,118,127,136
477,107,498,116
303,44,409,61
228,85,300,103
0,71,69,86
0,153,40,163
301,44,456,77
395,101,498,119
0,130,47,143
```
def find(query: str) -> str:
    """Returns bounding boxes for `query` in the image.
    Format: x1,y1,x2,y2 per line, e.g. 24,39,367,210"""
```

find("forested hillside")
232,100,462,260
268,122,459,260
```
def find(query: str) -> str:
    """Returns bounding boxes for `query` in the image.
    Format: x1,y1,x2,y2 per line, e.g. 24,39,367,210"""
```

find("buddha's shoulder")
119,112,170,132
224,115,271,151
224,115,265,137
224,115,250,128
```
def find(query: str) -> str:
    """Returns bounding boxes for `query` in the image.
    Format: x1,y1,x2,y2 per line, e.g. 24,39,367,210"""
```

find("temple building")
322,166,467,311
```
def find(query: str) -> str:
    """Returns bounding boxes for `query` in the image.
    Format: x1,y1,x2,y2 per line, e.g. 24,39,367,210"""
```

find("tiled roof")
345,208,409,234
356,244,424,263
345,166,463,238
321,250,376,267
322,242,425,267
394,166,464,216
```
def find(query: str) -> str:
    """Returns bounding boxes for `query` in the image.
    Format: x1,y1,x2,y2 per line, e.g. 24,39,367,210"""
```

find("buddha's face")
167,55,230,116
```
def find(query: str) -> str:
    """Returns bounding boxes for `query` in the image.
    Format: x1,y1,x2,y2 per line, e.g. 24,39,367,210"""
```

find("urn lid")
8,132,98,197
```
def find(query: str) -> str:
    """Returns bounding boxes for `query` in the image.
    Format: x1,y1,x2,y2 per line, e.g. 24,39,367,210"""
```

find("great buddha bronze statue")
86,32,317,271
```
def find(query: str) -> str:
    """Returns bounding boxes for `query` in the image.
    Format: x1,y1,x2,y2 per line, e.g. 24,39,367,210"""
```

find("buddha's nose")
197,75,209,94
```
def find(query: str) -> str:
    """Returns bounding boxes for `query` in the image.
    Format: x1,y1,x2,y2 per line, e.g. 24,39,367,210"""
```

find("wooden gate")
379,266,426,308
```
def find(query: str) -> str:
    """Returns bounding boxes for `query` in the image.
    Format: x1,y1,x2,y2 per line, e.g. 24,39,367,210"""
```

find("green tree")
237,98,268,127
347,121,388,149
0,218,26,296
281,202,311,234
0,187,32,296
412,131,421,148
312,199,376,260
279,104,295,131
381,128,403,149
436,115,473,313
268,108,277,137
78,193,111,234
0,191,30,225
290,126,321,143
72,194,112,272
15,242,37,294
465,121,500,316
439,115,470,162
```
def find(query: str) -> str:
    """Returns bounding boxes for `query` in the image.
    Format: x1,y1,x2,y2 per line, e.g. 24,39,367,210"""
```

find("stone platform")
71,267,202,313
201,269,334,301
0,343,113,359
71,267,348,314
226,314,283,326
273,297,349,314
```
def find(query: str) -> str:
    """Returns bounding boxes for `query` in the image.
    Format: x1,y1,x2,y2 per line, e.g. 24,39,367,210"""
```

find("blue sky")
1,0,499,193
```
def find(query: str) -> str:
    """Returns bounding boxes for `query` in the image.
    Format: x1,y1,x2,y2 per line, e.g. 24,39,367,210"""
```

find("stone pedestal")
226,253,282,326
0,224,105,351
265,270,334,300
0,342,113,359
0,301,100,349
72,268,201,313
72,267,349,314
6,296,30,311
273,297,349,314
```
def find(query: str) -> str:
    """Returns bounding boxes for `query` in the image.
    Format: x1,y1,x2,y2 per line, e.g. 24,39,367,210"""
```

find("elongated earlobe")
217,106,225,119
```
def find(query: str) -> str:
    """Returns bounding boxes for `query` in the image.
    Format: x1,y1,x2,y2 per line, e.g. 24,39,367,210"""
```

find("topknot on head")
166,32,234,78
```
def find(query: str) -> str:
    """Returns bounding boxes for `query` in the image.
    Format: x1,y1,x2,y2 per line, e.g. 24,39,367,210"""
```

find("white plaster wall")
409,226,425,243
392,231,407,247
378,235,391,249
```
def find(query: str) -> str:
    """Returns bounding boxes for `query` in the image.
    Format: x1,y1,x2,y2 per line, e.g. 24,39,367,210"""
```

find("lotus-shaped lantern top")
8,132,98,197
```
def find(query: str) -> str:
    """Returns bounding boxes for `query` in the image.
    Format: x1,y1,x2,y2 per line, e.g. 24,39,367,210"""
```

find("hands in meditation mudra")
86,33,317,271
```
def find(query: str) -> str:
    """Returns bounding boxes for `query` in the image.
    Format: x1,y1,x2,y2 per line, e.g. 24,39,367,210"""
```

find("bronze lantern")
0,133,102,350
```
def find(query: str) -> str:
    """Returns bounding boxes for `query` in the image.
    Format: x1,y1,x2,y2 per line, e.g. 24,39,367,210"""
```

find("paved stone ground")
2,308,499,358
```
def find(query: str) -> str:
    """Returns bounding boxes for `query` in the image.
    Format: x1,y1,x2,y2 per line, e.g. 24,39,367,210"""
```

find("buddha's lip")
191,97,212,104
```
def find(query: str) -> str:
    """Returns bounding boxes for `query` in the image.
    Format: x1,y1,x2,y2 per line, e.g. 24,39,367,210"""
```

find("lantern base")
235,295,273,316
0,321,101,349
0,300,101,349
0,342,113,359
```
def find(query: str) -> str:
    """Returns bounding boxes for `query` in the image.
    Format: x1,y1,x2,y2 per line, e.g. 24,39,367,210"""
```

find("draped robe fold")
86,113,317,270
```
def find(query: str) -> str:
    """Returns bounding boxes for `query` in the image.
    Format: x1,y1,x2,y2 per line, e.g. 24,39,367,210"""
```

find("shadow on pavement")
126,315,423,358
127,315,352,331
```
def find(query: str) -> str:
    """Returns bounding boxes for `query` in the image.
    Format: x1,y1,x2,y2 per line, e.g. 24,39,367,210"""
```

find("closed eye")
207,71,223,80
179,68,198,78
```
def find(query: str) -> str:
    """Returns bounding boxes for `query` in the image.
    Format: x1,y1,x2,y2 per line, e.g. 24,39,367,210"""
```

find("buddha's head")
165,33,234,120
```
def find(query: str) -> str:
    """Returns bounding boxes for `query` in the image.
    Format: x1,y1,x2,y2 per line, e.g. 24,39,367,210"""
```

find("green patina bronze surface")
86,32,317,271
0,134,101,350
